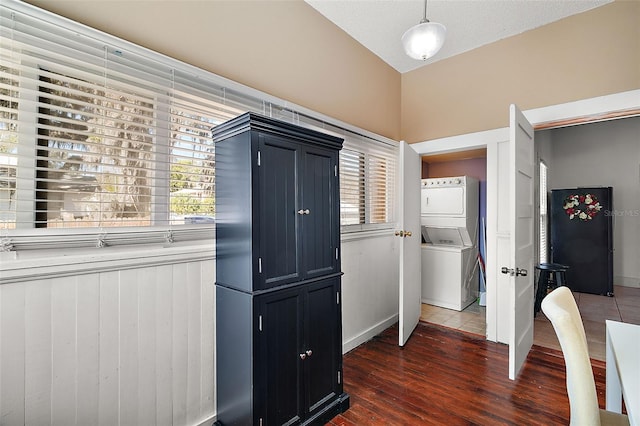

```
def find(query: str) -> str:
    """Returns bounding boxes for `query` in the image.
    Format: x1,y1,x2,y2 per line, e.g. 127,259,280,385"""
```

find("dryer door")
421,186,465,216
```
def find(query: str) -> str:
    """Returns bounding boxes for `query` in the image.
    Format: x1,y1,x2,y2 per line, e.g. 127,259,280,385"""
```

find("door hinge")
335,247,339,260
334,165,337,177
257,150,261,166
336,291,340,305
337,371,341,384
258,315,263,331
258,257,262,273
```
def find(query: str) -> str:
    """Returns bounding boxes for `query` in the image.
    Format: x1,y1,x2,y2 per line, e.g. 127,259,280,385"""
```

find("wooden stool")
534,263,569,316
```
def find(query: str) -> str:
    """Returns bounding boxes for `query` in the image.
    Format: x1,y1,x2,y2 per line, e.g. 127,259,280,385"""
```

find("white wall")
0,231,400,425
341,232,400,352
535,130,554,173
543,116,640,287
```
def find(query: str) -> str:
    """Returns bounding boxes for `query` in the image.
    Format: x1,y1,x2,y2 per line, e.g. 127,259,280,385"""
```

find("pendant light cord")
421,0,429,24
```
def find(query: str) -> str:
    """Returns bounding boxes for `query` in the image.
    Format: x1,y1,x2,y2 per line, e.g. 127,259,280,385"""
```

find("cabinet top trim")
211,112,344,150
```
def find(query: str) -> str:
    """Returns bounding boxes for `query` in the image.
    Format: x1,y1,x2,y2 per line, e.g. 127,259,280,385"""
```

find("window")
36,70,157,227
0,65,17,227
0,1,397,249
339,148,364,225
1,31,229,230
539,160,548,263
340,136,396,226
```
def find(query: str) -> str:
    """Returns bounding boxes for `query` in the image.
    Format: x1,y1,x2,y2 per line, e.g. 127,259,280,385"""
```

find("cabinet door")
303,278,342,417
300,147,339,279
256,287,304,425
258,134,301,289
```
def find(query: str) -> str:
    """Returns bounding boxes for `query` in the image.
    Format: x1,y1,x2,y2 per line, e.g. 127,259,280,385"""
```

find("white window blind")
341,135,397,226
0,0,398,251
0,9,241,230
539,161,548,263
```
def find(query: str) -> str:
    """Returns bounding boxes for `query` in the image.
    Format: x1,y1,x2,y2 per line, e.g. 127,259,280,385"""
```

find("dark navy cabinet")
213,113,349,426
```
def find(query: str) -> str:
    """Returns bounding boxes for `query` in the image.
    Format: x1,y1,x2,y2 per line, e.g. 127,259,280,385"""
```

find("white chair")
541,286,629,426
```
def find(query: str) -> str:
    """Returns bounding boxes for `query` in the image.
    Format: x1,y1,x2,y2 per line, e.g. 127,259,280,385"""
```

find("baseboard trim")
196,414,216,426
342,314,398,354
614,276,640,288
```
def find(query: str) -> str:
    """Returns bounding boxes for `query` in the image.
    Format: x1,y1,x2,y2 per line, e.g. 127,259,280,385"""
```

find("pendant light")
401,0,446,61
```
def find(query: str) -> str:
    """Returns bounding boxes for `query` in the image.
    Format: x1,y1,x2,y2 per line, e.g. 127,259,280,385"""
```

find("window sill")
340,224,397,242
0,240,215,285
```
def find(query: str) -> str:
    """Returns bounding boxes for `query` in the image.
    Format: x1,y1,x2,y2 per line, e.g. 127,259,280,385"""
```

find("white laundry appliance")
420,176,479,311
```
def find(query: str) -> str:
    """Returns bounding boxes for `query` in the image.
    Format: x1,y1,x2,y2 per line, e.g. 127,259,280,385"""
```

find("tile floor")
420,285,640,361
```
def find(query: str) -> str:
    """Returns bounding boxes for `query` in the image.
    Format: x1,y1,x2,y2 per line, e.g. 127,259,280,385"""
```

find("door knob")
297,209,310,215
305,350,313,357
299,353,307,360
394,230,412,237
501,267,528,277
501,267,514,276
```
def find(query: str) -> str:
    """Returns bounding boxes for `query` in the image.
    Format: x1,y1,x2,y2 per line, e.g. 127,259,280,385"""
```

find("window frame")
0,0,398,253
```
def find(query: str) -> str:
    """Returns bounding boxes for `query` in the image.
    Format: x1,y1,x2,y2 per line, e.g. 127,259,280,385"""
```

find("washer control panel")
421,176,466,188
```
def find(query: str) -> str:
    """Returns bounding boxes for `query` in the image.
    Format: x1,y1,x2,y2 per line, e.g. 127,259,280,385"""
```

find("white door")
505,104,535,380
398,141,422,346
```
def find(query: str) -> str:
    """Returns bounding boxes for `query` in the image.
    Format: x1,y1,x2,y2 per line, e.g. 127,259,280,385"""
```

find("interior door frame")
411,89,640,343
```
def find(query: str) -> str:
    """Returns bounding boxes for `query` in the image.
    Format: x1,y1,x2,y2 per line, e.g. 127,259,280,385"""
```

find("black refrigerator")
550,187,614,296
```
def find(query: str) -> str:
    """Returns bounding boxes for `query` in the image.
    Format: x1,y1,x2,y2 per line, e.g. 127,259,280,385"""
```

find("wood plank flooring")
329,322,608,425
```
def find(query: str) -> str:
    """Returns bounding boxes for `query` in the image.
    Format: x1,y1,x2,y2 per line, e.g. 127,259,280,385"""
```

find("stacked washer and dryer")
420,176,479,311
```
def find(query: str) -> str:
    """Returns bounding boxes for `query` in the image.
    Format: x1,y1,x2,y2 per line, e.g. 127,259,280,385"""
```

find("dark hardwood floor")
329,321,608,425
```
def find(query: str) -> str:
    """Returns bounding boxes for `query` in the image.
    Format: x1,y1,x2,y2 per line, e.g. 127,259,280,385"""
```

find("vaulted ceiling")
305,0,612,73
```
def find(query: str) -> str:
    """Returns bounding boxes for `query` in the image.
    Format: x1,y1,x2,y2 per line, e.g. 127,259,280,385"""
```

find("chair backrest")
541,286,600,426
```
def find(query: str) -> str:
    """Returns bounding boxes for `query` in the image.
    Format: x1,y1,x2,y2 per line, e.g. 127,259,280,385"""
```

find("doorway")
531,116,640,360
422,110,640,359
419,150,488,334
411,90,639,345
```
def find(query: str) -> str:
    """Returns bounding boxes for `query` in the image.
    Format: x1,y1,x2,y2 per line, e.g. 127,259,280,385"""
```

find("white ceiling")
305,0,612,73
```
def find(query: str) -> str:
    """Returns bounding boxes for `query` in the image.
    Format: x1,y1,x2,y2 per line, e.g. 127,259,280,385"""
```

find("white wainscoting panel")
340,231,400,353
1,281,26,425
1,230,400,425
0,255,215,426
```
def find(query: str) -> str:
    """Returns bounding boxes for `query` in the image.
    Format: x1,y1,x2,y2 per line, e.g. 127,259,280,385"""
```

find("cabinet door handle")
297,209,310,215
299,353,307,360
305,350,313,357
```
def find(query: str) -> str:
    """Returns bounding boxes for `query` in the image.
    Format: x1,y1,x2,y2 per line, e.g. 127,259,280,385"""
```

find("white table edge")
605,319,639,426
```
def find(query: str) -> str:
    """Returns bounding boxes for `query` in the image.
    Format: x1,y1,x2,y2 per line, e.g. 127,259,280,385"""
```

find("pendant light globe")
401,19,446,61
401,0,446,61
